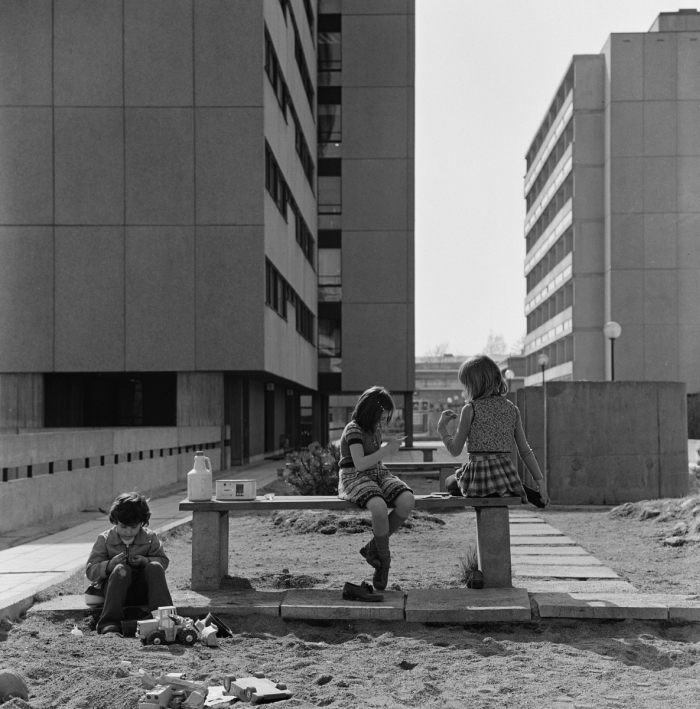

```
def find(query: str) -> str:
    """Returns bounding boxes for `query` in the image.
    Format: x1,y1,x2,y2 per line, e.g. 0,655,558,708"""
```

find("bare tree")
482,331,508,356
424,341,451,358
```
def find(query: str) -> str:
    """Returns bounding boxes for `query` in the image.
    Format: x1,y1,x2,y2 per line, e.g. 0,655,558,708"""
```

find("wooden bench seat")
180,493,521,592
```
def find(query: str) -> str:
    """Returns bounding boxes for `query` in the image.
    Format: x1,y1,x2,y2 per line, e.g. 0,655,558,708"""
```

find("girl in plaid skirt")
337,386,415,591
437,355,549,505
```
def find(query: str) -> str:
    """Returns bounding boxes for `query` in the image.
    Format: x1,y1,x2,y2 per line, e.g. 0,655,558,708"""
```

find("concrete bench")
179,492,521,593
395,446,438,462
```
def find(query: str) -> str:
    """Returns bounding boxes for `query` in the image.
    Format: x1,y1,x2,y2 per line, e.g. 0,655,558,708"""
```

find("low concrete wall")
0,426,221,533
517,381,689,505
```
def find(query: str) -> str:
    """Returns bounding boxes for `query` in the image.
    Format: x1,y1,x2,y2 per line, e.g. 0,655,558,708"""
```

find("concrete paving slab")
517,579,637,594
512,555,604,566
513,565,620,579
532,592,670,620
509,517,544,523
509,525,565,535
405,587,531,623
512,546,589,555
510,536,576,545
281,589,404,621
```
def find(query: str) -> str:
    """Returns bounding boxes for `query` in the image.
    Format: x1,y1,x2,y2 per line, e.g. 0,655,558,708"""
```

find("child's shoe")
359,539,381,569
373,563,390,592
342,581,384,602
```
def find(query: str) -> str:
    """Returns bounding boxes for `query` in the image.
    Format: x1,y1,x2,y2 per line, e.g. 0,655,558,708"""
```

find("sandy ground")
3,481,700,708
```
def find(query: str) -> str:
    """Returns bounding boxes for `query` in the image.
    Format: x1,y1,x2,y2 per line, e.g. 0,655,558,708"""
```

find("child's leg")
96,563,132,632
387,490,415,535
365,496,391,591
126,561,173,611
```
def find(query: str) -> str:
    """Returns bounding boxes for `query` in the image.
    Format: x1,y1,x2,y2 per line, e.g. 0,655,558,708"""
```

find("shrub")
285,442,340,496
457,541,479,582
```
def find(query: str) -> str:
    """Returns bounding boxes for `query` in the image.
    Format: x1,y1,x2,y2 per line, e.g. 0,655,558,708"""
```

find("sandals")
359,539,381,569
342,581,384,602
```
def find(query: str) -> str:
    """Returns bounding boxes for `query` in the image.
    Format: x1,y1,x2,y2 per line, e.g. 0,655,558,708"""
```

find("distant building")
523,10,700,393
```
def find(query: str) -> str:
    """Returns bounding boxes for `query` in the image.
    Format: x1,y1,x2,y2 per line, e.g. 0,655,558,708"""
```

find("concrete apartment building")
523,10,700,393
0,0,414,522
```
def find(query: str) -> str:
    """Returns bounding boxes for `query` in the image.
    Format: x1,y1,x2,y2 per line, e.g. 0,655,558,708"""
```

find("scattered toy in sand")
223,672,293,704
0,669,29,703
137,606,199,646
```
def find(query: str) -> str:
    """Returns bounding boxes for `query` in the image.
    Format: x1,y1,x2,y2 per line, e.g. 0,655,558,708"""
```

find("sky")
414,0,675,357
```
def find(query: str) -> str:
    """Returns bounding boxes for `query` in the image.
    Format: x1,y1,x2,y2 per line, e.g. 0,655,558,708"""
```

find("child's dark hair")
351,386,395,433
458,355,507,401
109,492,151,527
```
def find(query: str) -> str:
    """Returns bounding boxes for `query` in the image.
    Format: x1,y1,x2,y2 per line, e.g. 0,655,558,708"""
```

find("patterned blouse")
467,396,518,453
339,421,380,468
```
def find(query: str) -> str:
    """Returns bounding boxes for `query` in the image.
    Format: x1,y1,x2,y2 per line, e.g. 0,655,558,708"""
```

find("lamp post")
603,321,622,381
504,368,515,393
536,352,550,487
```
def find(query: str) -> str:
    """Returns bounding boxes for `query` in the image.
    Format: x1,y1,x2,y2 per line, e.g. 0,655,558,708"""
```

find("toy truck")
137,606,199,646
138,672,210,709
222,672,293,704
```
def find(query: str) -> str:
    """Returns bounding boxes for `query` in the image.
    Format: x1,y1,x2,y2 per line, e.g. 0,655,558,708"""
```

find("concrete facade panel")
609,102,642,157
195,226,265,371
54,227,125,372
610,35,644,102
125,227,195,370
609,213,644,269
679,324,700,393
573,221,604,274
54,0,123,106
678,35,700,99
677,213,700,267
124,0,193,106
54,108,124,225
572,275,604,328
572,56,605,110
644,324,679,380
0,0,52,105
342,303,410,392
194,0,263,107
644,270,678,324
0,228,54,371
643,158,677,213
611,324,645,380
0,108,53,224
644,213,677,269
678,102,700,156
678,269,700,324
125,108,194,225
570,330,604,381
196,108,264,225
643,34,677,101
609,269,644,324
344,88,409,159
343,160,407,231
572,113,604,165
643,101,677,156
678,157,700,212
343,15,408,87
264,309,317,390
609,157,643,213
571,166,603,219
342,232,409,303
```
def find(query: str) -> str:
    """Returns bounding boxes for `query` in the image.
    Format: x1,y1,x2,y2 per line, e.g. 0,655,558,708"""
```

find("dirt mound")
610,495,700,546
270,510,446,535
252,572,321,589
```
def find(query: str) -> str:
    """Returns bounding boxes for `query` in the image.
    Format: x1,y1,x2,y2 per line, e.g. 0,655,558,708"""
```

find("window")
288,194,316,268
264,30,287,118
318,14,341,72
302,0,315,37
318,319,341,357
291,14,315,110
265,142,288,219
318,247,341,302
318,87,341,143
266,259,315,345
318,159,341,214
288,103,315,189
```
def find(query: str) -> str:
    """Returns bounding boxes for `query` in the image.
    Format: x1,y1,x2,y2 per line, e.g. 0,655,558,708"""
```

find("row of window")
526,283,573,334
525,335,573,377
265,259,315,345
525,121,573,211
526,66,574,170
525,174,573,252
264,30,315,190
318,14,341,73
277,0,315,109
279,0,315,41
526,225,573,294
265,142,316,268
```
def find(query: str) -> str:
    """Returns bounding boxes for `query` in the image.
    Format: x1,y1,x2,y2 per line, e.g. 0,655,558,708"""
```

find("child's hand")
385,437,405,454
129,554,148,568
438,409,458,428
107,552,127,573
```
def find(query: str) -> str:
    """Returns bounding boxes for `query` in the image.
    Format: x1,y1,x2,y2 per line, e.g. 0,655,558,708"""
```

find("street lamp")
504,369,515,393
604,321,622,381
536,352,550,487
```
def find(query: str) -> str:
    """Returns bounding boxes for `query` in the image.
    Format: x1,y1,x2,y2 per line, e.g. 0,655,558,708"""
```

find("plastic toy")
138,672,211,709
0,669,29,703
194,618,219,647
137,606,199,646
222,672,293,704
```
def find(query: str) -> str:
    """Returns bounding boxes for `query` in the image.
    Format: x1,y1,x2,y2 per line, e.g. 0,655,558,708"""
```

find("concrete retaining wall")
0,426,221,533
517,381,689,505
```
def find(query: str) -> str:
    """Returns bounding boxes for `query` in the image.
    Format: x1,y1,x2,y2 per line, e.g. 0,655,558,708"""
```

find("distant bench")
395,446,438,462
180,469,520,592
384,461,460,490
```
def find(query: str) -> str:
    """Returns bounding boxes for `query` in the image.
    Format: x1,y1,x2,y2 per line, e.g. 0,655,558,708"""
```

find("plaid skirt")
338,464,413,509
456,453,527,502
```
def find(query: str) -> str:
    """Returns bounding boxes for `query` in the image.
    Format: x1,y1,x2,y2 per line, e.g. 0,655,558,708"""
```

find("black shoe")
373,563,390,592
99,624,122,635
359,539,382,569
467,570,484,589
342,581,384,602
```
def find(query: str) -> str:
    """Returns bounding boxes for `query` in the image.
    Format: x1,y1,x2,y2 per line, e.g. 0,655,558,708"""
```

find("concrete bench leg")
191,510,229,592
423,450,434,462
439,466,453,492
475,506,512,588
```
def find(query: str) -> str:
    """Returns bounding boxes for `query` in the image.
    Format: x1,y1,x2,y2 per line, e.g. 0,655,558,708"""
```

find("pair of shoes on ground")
342,581,384,602
466,570,484,589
